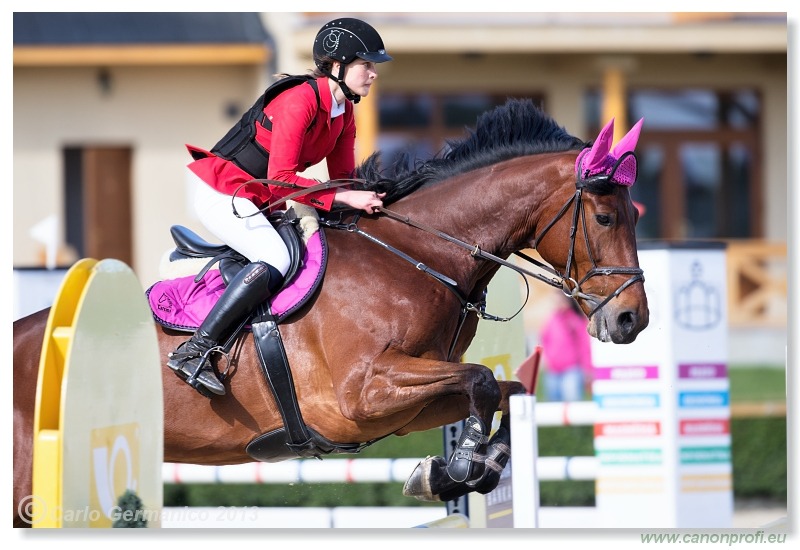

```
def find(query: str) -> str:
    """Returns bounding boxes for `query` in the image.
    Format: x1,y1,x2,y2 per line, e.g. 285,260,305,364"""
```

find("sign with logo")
591,243,732,528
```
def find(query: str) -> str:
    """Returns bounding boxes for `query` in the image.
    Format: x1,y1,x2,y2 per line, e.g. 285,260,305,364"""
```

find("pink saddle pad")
147,231,325,332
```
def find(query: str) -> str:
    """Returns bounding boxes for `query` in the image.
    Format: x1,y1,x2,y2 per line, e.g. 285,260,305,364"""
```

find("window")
585,89,761,240
377,92,545,171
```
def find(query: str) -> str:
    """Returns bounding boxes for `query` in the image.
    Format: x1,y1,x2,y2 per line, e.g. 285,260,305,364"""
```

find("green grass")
728,365,786,402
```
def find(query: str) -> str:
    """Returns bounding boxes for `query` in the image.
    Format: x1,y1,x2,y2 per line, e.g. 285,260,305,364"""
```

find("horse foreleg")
393,379,525,435
443,377,525,485
334,353,502,440
403,424,511,502
401,380,523,502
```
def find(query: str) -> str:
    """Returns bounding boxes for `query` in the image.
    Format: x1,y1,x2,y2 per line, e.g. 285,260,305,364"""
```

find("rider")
167,17,392,397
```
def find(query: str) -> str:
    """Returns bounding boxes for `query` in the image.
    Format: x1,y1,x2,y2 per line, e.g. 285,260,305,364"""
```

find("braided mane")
355,98,587,204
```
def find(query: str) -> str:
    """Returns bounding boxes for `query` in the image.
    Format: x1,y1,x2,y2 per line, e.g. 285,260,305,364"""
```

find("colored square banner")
594,365,659,381
678,363,727,379
595,421,661,438
679,446,731,464
680,419,729,436
678,391,729,408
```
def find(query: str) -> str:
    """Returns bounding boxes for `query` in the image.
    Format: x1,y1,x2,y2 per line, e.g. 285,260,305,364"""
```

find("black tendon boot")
446,415,490,483
167,261,280,396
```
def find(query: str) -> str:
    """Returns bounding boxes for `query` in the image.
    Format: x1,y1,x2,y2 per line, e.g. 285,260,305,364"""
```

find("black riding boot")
167,261,281,397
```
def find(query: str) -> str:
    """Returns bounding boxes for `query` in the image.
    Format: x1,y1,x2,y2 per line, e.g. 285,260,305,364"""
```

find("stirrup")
190,366,227,397
168,336,216,370
170,347,228,397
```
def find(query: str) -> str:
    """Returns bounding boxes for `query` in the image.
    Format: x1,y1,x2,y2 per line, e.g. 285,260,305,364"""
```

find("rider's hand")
334,189,386,214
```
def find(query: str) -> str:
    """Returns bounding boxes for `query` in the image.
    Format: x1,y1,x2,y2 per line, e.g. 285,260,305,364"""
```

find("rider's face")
335,59,378,98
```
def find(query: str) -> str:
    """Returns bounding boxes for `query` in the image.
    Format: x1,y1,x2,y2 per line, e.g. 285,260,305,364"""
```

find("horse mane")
354,98,588,204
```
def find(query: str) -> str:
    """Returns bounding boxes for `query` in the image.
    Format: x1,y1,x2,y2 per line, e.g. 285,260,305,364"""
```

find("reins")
232,175,643,354
376,205,561,293
230,178,359,218
321,213,503,362
367,176,643,320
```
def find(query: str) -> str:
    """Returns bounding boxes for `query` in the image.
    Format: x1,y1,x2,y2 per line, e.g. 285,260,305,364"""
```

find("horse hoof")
402,456,447,502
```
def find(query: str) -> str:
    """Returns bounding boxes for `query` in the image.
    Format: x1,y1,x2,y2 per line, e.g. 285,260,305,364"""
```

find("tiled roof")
13,13,270,45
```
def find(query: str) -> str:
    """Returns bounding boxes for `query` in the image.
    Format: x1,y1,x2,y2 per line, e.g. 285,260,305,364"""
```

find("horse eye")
595,214,613,226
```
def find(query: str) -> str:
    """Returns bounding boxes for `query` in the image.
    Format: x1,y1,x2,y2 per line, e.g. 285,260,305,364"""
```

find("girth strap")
250,303,317,456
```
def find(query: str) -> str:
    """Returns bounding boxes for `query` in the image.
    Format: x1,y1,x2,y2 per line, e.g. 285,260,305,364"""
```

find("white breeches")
191,171,291,276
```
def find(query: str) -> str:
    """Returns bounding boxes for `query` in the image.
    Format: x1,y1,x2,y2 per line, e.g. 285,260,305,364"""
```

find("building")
12,12,788,363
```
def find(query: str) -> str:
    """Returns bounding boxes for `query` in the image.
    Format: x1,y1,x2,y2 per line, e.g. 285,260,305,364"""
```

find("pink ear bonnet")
575,118,643,187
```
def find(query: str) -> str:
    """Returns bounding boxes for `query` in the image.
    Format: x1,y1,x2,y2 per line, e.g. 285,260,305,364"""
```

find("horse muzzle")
589,302,649,344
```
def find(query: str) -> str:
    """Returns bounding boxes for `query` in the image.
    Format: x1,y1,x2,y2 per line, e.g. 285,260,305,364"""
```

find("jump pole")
508,347,542,528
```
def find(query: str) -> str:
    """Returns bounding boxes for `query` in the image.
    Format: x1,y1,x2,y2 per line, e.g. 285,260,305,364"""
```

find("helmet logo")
322,30,342,56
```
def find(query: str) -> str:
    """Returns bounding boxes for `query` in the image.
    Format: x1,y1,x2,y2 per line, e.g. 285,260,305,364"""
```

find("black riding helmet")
313,18,392,103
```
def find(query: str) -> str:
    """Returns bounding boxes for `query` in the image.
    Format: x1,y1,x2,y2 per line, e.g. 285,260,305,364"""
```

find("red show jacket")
186,77,355,211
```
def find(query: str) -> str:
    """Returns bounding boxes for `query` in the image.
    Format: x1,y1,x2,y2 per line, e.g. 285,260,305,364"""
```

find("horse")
13,99,648,526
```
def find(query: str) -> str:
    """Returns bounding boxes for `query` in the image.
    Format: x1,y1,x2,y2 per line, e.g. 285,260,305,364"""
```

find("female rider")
167,18,392,397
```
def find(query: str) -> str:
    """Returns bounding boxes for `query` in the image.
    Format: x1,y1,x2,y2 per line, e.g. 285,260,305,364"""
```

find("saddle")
151,207,366,462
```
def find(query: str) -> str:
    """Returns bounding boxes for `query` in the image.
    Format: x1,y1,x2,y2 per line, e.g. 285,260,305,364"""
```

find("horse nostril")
618,310,637,335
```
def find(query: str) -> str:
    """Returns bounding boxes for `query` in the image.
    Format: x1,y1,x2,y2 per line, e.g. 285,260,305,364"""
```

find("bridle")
528,176,645,318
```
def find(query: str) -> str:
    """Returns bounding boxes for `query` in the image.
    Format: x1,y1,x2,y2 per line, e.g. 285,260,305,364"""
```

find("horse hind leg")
403,425,510,502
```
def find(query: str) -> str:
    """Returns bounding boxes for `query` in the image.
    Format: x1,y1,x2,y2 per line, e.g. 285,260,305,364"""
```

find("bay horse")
13,99,648,526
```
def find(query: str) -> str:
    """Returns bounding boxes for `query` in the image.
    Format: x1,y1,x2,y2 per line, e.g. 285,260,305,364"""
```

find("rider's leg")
192,175,291,276
167,260,280,394
167,175,290,396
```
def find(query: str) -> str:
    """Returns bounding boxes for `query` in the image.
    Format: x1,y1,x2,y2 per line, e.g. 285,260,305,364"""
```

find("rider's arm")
263,84,337,210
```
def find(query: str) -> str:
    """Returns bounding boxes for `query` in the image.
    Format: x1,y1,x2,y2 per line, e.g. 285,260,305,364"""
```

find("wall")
14,64,265,286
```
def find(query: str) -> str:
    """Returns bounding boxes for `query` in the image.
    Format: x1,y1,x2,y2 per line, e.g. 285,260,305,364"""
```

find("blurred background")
12,12,787,363
11,11,789,522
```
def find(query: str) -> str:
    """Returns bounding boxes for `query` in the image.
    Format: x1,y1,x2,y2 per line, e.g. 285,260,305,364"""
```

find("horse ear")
612,118,644,157
583,118,615,172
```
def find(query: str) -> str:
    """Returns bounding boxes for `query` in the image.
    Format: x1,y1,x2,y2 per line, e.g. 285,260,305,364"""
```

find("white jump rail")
163,401,600,486
163,457,598,484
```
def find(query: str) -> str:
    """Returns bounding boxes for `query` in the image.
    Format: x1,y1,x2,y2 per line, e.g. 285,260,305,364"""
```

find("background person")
539,292,593,401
